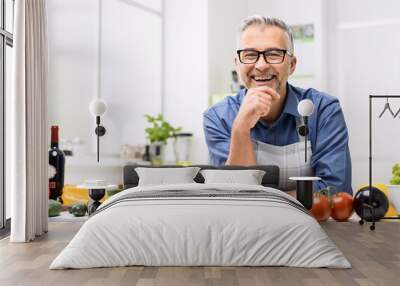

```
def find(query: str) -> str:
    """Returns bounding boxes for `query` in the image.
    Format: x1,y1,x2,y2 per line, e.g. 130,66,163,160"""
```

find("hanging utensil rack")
361,95,400,230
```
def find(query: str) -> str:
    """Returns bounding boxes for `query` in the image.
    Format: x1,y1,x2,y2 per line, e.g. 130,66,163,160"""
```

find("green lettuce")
390,163,400,185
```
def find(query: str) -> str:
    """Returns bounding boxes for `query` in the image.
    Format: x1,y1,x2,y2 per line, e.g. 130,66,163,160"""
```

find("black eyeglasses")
237,48,292,64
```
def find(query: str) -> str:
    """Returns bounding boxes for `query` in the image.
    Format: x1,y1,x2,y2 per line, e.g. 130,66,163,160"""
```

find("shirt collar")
282,83,300,117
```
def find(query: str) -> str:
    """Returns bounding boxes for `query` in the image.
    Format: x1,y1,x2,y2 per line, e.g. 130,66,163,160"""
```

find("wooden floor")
0,220,399,286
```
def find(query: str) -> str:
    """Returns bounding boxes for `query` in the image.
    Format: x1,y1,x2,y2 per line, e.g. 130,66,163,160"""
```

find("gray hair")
237,15,294,54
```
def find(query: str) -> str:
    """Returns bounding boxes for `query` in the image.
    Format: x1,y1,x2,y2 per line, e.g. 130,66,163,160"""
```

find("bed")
50,165,351,269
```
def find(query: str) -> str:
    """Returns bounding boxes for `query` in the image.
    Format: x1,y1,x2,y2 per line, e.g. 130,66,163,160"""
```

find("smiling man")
203,16,352,195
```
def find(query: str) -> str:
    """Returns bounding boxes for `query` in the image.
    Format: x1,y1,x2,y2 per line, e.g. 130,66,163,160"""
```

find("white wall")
100,0,162,152
208,0,248,95
47,0,162,155
47,0,98,156
47,0,163,184
163,0,209,164
328,0,400,189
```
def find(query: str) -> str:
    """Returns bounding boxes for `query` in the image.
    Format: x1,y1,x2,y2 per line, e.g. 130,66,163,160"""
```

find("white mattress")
50,183,351,269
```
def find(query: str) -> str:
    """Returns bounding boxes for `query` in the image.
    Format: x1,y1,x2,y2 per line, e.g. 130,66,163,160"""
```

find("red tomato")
310,193,331,222
331,192,354,222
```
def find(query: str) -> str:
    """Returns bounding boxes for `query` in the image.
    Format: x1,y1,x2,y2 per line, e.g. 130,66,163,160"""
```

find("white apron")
253,116,314,191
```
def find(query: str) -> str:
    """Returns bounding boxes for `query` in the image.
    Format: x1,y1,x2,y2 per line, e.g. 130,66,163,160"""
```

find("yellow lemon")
61,185,108,206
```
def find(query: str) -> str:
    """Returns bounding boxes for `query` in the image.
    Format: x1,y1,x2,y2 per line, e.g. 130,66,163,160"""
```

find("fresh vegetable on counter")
49,199,62,217
70,203,88,217
390,163,400,185
310,187,354,222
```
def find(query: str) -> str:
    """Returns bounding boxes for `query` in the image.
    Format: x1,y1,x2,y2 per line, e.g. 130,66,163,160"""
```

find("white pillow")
200,169,266,185
135,167,201,186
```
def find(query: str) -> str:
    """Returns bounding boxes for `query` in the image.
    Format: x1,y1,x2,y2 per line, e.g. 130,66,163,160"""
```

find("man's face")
235,25,297,93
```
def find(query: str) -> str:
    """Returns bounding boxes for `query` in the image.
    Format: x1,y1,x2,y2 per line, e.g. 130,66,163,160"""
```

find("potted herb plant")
144,114,181,166
388,163,400,215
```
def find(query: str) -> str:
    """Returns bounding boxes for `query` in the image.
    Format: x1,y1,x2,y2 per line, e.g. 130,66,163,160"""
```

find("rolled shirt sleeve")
311,100,353,195
203,109,230,166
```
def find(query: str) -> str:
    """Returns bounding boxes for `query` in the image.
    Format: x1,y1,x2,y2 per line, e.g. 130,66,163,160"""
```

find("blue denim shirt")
203,84,353,194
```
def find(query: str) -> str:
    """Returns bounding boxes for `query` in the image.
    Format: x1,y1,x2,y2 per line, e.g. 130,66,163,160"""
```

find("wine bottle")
49,125,65,203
